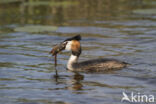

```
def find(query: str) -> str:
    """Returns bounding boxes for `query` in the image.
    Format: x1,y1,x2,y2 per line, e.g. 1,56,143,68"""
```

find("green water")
0,0,156,104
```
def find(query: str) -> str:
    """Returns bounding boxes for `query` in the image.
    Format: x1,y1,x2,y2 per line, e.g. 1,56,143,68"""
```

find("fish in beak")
50,41,67,56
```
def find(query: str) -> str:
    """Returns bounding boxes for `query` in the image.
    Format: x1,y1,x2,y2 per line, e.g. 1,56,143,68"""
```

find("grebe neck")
67,54,79,71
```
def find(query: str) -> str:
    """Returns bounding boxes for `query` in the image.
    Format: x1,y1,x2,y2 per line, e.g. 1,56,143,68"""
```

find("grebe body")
67,55,128,72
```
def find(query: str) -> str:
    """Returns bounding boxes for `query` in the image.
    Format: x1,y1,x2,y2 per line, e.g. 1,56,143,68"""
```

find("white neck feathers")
67,54,78,71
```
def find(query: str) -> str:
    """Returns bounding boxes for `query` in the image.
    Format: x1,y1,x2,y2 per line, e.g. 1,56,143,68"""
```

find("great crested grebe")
50,35,129,72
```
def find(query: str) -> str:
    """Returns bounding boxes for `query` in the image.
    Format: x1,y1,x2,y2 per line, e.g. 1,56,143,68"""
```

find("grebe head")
57,35,81,56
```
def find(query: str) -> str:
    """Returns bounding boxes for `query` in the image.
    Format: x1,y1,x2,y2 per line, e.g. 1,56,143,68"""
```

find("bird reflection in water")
53,71,84,91
68,72,84,91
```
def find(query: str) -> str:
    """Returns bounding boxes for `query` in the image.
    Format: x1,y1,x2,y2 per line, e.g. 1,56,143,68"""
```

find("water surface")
0,0,156,104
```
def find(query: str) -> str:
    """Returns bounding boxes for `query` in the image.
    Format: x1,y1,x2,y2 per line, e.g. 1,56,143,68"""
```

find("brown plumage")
71,40,81,52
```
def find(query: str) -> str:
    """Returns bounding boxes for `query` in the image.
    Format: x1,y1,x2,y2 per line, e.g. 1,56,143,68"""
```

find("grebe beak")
50,41,67,56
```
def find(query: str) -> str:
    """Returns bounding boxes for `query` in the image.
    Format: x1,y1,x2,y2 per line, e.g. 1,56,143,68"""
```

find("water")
0,0,156,104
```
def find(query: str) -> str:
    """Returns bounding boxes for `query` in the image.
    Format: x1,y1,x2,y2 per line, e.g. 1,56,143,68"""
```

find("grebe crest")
52,35,129,72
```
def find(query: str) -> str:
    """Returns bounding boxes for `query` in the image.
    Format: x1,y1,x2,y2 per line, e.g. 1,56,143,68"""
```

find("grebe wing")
74,58,128,72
